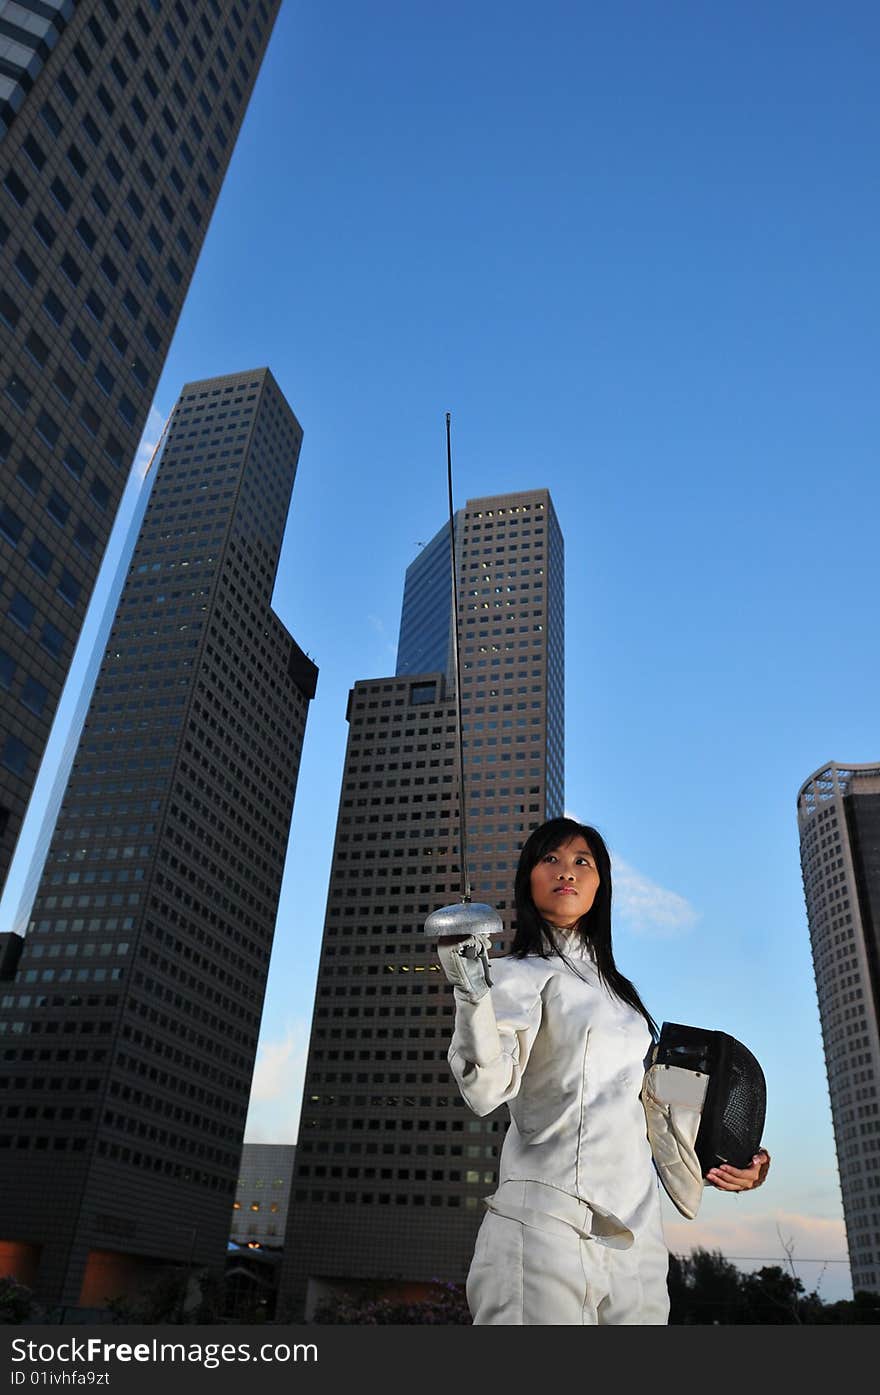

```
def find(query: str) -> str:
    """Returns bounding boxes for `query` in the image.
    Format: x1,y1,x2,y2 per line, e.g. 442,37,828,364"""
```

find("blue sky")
6,0,880,1301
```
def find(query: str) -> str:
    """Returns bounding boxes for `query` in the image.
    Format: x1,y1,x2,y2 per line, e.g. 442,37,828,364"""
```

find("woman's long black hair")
510,816,658,1039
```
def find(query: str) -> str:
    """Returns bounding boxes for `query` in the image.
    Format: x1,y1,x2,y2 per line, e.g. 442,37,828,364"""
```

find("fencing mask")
641,1021,767,1220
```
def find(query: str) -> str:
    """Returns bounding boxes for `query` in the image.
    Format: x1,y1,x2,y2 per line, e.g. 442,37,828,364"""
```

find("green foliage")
821,1290,880,1325
740,1265,806,1324
668,1248,742,1325
314,1259,879,1325
7,1255,878,1327
0,1276,37,1324
105,1267,222,1325
668,1249,880,1325
313,1282,471,1325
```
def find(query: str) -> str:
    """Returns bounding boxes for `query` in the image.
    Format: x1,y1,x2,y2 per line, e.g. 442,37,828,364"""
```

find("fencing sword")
423,414,503,977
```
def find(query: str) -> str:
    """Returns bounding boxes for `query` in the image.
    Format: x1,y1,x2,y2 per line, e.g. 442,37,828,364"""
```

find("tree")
817,1290,880,1325
739,1265,805,1324
105,1266,222,1325
668,1247,879,1325
0,1276,37,1324
668,1248,744,1324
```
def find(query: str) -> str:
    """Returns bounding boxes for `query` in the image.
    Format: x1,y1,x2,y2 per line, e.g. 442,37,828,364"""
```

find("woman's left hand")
706,1148,771,1194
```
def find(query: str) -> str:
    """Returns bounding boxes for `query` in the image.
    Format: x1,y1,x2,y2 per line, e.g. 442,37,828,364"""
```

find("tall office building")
280,488,563,1320
1,427,166,952
0,0,282,894
0,367,317,1310
797,761,880,1296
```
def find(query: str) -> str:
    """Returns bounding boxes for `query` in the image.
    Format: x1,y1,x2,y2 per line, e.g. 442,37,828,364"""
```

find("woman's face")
529,835,600,928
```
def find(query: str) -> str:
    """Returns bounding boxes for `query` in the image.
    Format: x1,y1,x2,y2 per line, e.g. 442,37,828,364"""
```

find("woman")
438,816,770,1325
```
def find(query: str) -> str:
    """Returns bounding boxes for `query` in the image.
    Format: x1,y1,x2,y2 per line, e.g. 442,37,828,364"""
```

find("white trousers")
466,1181,670,1326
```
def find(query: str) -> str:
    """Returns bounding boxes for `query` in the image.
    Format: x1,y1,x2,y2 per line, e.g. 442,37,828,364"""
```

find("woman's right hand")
436,934,493,999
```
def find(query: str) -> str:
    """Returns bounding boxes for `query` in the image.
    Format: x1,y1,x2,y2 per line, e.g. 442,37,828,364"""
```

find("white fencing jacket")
448,935,662,1243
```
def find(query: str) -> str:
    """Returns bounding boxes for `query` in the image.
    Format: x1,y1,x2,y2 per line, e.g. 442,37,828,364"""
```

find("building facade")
225,1142,295,1319
230,1141,296,1248
798,761,880,1296
0,367,317,1309
0,0,282,894
395,514,459,682
279,488,563,1320
1,428,166,948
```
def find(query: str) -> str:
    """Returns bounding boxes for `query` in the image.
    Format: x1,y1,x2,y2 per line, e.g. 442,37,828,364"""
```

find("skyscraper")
797,761,880,1297
279,488,563,1320
1,427,166,949
0,367,317,1310
395,515,458,682
0,0,282,894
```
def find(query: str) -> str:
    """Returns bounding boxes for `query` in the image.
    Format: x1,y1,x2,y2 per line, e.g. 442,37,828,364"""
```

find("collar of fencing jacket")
540,923,597,962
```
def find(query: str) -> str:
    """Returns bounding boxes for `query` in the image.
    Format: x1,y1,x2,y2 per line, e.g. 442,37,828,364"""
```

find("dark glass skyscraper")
395,515,458,682
798,761,880,1297
279,488,563,1320
0,367,317,1310
0,0,282,894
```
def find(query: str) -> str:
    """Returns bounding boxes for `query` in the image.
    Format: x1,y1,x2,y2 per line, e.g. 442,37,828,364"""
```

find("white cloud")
368,612,397,657
242,1019,310,1145
612,854,699,938
562,810,698,939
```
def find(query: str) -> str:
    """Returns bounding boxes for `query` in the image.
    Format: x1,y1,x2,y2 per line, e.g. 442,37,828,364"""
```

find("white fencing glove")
436,934,493,1001
424,900,502,1003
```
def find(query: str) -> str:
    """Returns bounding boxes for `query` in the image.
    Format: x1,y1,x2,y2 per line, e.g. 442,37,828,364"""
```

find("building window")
27,540,54,578
57,570,81,607
51,176,72,212
85,290,105,323
16,458,42,494
42,289,66,327
25,330,49,367
46,492,70,527
33,212,56,250
76,217,96,251
60,253,82,288
40,624,65,660
36,411,60,447
7,593,35,633
411,683,437,706
3,169,29,206
0,289,20,329
0,505,23,547
64,444,87,480
5,376,30,411
21,677,49,717
2,736,31,777
89,477,110,510
94,362,115,396
74,522,97,558
54,367,76,404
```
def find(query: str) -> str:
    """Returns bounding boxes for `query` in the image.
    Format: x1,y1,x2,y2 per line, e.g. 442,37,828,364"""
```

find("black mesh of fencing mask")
655,1021,767,1173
